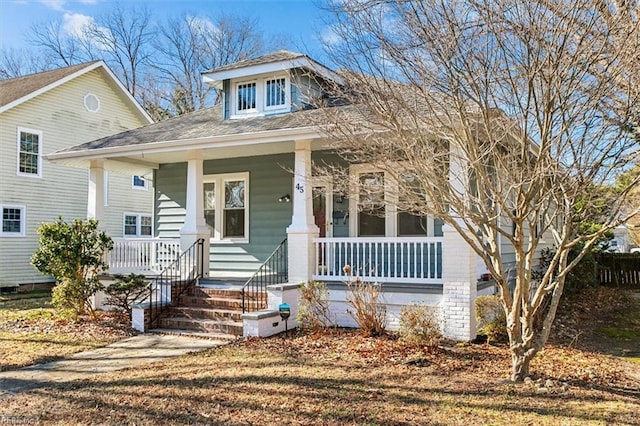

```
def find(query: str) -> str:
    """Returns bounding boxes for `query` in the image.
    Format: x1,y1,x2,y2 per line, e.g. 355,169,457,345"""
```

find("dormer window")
237,82,257,112
232,75,289,117
265,78,286,109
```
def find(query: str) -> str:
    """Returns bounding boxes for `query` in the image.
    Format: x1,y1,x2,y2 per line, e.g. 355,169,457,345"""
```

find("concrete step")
168,306,243,322
149,328,239,342
158,317,244,336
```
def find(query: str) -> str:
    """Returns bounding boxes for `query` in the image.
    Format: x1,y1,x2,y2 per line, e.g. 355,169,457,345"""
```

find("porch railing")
107,238,181,273
148,238,204,329
313,237,444,284
242,238,288,313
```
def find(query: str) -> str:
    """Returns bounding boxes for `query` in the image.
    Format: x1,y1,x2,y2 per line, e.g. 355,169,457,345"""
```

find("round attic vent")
84,93,100,112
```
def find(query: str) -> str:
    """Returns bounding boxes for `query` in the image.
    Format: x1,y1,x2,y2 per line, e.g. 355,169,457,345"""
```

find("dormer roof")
202,50,344,88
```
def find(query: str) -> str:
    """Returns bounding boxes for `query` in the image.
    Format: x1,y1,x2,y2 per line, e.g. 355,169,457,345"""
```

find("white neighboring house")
0,61,154,290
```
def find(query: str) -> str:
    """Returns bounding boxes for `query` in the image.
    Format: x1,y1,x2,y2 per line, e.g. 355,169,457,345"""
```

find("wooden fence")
596,253,640,288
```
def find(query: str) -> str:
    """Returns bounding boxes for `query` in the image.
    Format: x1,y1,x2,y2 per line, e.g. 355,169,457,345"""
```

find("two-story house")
47,51,499,340
0,61,154,290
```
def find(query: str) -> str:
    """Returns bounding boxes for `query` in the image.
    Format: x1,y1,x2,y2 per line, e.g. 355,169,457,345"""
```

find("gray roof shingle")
0,61,100,108
203,50,306,74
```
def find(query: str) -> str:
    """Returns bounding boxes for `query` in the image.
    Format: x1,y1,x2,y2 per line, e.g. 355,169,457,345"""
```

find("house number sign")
295,183,304,193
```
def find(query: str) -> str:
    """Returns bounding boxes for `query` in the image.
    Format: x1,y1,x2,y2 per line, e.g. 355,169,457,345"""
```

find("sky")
0,0,333,59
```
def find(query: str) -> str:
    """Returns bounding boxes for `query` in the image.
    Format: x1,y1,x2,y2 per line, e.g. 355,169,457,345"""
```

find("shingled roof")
53,102,366,156
203,50,306,74
0,61,100,109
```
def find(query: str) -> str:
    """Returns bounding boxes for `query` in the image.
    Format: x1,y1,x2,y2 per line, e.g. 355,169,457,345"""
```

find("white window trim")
132,175,148,190
123,212,153,238
231,73,291,118
104,171,109,207
263,76,290,112
203,172,250,243
348,164,438,238
0,204,26,237
16,127,43,178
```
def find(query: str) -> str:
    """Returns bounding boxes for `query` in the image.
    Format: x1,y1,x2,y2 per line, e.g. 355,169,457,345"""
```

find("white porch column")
180,150,211,277
442,224,478,340
287,140,319,283
441,145,478,340
87,159,105,223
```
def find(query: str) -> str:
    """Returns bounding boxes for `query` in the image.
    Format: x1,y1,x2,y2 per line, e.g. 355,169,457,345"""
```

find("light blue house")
49,51,494,340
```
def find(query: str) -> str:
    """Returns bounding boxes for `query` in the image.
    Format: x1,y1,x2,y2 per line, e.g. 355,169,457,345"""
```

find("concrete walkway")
0,334,227,396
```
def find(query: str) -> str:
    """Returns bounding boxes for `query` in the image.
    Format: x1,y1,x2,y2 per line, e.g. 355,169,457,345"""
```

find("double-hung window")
203,172,249,241
17,128,42,177
0,205,26,237
123,213,152,237
350,165,442,237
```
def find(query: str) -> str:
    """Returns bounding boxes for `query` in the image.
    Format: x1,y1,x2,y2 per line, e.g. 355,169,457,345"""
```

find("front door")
312,183,333,268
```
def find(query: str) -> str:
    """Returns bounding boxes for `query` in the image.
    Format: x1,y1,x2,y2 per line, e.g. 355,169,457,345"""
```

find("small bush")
399,304,442,349
475,295,508,343
344,266,386,337
297,281,334,331
104,274,150,316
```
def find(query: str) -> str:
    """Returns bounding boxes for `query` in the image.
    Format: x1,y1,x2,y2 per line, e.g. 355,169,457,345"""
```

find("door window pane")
224,180,245,238
204,182,215,233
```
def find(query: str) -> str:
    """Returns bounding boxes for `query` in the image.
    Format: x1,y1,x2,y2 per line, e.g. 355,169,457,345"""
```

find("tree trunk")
511,350,535,381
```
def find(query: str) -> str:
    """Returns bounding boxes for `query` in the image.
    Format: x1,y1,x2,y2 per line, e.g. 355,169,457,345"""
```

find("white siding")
0,68,152,286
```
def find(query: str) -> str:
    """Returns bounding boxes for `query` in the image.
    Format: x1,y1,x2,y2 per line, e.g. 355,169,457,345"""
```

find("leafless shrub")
344,266,387,337
399,304,442,349
297,281,335,332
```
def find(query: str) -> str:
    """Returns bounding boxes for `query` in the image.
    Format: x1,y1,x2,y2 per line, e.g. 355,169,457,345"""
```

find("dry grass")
0,288,638,425
0,294,135,371
1,331,639,425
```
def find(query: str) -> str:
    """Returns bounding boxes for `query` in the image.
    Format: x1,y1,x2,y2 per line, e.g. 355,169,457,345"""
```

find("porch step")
158,317,244,336
168,306,243,322
176,295,244,310
187,286,244,299
149,328,239,342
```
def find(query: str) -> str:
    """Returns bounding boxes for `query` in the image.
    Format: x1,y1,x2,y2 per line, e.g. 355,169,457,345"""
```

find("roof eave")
46,126,323,162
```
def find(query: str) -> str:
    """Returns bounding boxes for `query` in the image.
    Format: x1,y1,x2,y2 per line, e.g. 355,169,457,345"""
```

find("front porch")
107,236,445,286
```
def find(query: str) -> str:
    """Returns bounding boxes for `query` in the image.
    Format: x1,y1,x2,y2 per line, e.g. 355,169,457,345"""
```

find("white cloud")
62,12,94,37
78,0,98,4
186,15,218,35
321,26,341,46
39,0,66,11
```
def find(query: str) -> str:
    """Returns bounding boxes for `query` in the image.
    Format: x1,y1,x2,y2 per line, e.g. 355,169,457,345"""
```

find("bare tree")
319,0,640,380
84,4,155,97
152,13,264,116
27,19,93,67
0,48,54,79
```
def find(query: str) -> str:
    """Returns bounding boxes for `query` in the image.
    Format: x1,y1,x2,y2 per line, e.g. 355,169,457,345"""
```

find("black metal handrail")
148,238,204,328
242,238,288,313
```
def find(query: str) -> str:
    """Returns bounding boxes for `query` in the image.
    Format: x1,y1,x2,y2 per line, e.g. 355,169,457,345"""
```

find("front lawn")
0,292,136,371
1,287,639,425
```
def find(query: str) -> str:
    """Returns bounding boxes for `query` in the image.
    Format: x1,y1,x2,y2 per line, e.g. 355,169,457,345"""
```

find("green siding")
155,153,295,274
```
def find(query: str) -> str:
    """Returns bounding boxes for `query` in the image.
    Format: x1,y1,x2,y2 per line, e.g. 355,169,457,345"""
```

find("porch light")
278,194,291,203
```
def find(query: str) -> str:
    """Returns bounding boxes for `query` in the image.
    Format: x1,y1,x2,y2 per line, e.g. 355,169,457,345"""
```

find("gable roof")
0,61,153,123
202,50,344,88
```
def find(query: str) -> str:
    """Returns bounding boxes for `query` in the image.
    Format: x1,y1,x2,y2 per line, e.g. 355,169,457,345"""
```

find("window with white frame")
203,172,249,241
265,77,286,109
132,175,148,190
17,128,42,177
350,166,442,238
123,213,152,237
233,75,289,116
236,81,257,112
1,205,26,237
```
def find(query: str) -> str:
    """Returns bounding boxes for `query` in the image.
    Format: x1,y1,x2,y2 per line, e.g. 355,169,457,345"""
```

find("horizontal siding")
0,68,151,286
155,153,295,271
